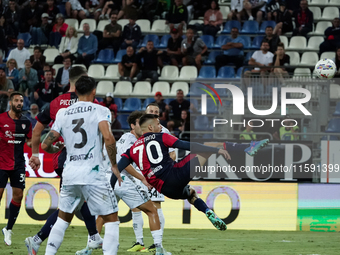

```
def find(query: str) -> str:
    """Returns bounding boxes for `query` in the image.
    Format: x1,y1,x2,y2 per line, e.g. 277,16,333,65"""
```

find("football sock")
80,202,98,236
132,211,144,245
151,229,162,248
37,209,59,242
157,208,165,234
224,142,249,153
193,198,209,213
33,234,43,245
45,217,69,255
103,221,119,255
6,199,21,230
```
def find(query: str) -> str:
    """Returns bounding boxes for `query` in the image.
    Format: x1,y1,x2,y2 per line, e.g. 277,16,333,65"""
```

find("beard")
11,104,22,114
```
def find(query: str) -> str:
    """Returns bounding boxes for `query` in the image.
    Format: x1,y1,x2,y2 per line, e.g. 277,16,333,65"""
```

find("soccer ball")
314,58,336,79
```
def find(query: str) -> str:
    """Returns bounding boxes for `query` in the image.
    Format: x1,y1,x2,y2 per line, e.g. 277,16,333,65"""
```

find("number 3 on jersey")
132,141,163,170
72,118,87,149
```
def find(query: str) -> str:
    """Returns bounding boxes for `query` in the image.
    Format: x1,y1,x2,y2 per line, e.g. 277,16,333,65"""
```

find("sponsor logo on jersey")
4,124,9,127
60,98,78,106
70,152,94,161
8,140,22,144
147,165,163,178
5,130,13,138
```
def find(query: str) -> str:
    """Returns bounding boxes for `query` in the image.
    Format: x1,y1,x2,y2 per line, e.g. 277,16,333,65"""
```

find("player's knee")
13,191,23,202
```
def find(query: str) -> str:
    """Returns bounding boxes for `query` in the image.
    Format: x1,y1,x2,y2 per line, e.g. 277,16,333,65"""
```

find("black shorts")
161,154,199,200
0,168,26,190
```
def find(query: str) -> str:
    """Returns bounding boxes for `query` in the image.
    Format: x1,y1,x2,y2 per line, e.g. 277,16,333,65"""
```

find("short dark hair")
10,91,23,101
44,69,52,75
211,0,220,10
146,102,159,110
128,111,144,130
63,56,72,62
177,89,183,93
34,46,42,52
75,76,96,96
277,42,285,49
261,40,269,46
139,114,158,127
147,40,154,44
69,66,87,83
266,26,273,30
231,27,239,31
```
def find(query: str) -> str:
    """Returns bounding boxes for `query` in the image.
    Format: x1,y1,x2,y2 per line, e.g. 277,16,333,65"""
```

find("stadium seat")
309,7,321,21
244,51,255,64
170,82,189,96
200,35,214,49
194,116,210,131
136,19,151,33
333,101,340,116
78,19,96,32
236,67,244,78
117,19,129,28
142,97,154,110
151,20,169,33
28,48,34,55
52,64,63,77
114,81,132,96
307,36,324,51
259,21,276,33
326,118,340,132
104,65,120,80
321,51,336,60
187,82,203,96
151,81,170,95
329,0,340,6
206,99,218,114
279,36,288,48
132,81,152,96
220,6,230,20
159,65,179,81
96,81,114,96
88,64,105,79
17,33,31,47
93,49,115,64
198,66,216,79
308,21,332,36
217,66,235,78
113,49,126,63
117,114,130,129
204,51,223,64
214,36,228,49
293,68,311,77
65,19,79,30
240,21,259,34
309,0,328,5
321,6,339,20
188,19,204,26
287,36,307,50
179,66,198,81
141,34,159,47
43,49,59,64
114,98,122,111
251,36,264,49
330,84,340,99
96,20,110,32
122,97,142,112
298,52,319,66
285,51,300,65
222,20,241,33
239,35,251,49
159,34,171,48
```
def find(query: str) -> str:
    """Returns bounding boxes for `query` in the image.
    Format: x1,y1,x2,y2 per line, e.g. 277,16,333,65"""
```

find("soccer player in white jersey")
40,76,150,255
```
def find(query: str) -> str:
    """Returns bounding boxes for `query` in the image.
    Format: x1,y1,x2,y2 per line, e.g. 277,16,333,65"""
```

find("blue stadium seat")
17,33,32,47
121,97,141,112
189,98,199,109
251,35,264,49
95,97,104,103
204,51,223,64
114,98,123,112
142,97,154,110
236,67,243,78
214,35,229,49
321,135,339,140
240,21,259,34
239,36,251,49
164,98,175,105
206,99,218,114
333,101,340,116
187,82,201,97
159,34,171,48
217,66,235,78
260,21,277,33
202,133,213,139
326,119,340,132
141,34,159,47
113,49,126,64
194,116,210,131
198,66,216,79
93,49,114,64
222,20,241,34
117,114,130,129
200,35,214,49
244,51,255,64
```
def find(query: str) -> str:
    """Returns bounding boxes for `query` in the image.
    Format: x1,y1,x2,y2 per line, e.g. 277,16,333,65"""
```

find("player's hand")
141,178,152,190
218,149,231,160
118,176,123,186
29,156,41,170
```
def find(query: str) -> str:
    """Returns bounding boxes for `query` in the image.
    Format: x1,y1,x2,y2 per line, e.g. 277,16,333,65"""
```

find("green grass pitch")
1,224,339,254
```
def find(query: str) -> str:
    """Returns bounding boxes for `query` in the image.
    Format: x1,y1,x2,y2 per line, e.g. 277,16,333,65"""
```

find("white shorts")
147,187,165,202
59,183,118,216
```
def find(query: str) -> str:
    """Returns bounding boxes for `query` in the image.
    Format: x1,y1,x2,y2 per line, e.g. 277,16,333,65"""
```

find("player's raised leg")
224,139,269,157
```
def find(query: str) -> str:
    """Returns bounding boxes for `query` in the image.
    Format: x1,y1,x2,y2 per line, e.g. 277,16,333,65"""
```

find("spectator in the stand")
178,109,192,140
109,104,123,140
54,26,79,64
25,104,39,127
162,28,182,66
334,47,340,78
100,92,118,117
7,39,31,70
99,0,122,20
75,23,98,68
136,41,163,84
65,0,87,19
30,46,46,74
118,46,139,81
203,0,223,37
286,0,301,14
227,0,243,22
240,121,256,140
292,0,313,37
4,0,20,41
262,26,280,53
83,0,103,20
279,119,299,140
319,18,340,54
31,13,53,45
55,56,72,93
0,67,14,113
5,58,19,90
245,41,274,75
166,0,188,36
266,0,280,21
273,2,293,35
242,0,267,23
0,15,7,64
32,70,57,109
181,28,207,71
152,92,168,122
167,89,193,132
50,13,68,48
193,0,210,19
215,27,244,72
98,13,122,55
117,0,140,20
121,17,142,50
272,42,289,79
18,59,38,97
42,0,60,24
20,0,42,33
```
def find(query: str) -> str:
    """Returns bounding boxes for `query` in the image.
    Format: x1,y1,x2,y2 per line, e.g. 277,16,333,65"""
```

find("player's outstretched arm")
29,121,47,170
99,121,117,166
124,164,152,190
41,130,63,154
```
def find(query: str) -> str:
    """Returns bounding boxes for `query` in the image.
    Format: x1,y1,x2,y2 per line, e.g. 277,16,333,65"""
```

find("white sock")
45,217,69,255
33,234,42,245
157,208,165,235
151,229,162,248
103,221,119,255
89,232,102,242
132,211,144,245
